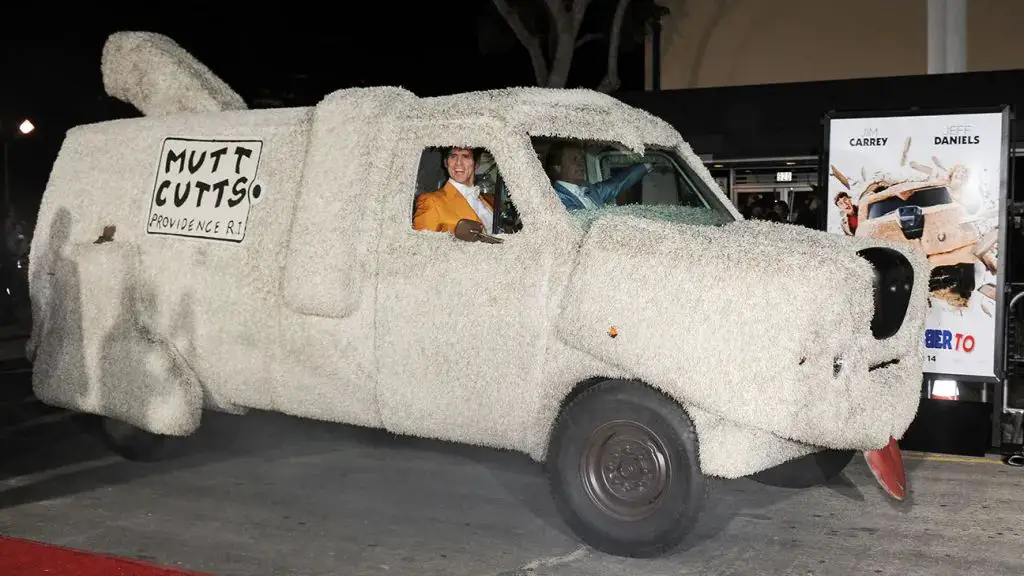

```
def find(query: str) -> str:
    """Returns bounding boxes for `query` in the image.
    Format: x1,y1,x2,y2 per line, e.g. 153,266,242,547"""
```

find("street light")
3,118,36,219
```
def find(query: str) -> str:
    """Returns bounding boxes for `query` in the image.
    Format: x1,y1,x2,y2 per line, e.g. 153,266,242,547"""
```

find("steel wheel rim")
580,419,672,522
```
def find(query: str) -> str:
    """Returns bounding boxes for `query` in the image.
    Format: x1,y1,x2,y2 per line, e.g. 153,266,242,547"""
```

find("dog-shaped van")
27,32,930,558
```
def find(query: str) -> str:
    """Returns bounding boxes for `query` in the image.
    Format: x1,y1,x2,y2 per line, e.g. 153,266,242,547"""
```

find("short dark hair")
544,141,580,172
441,146,483,165
833,191,851,204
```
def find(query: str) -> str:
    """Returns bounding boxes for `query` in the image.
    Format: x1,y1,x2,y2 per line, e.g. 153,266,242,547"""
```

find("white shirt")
450,179,494,231
556,180,598,209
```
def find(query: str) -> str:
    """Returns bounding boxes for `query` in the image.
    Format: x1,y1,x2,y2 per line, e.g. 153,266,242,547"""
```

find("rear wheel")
98,417,176,462
546,379,706,558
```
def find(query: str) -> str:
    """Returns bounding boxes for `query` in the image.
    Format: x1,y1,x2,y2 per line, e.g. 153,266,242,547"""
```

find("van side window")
533,136,723,214
600,151,708,208
411,146,522,235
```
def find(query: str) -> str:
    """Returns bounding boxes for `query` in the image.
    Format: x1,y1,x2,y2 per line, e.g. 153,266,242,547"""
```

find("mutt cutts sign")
824,109,1010,380
147,138,265,243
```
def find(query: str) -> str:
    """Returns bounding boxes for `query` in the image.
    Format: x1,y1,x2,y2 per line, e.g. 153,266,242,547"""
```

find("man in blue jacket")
545,141,651,210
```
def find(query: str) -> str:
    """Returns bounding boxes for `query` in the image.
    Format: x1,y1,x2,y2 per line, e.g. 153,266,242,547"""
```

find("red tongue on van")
864,436,907,500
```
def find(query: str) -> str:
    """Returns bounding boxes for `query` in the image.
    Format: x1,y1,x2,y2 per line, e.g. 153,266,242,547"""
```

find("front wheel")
546,379,706,558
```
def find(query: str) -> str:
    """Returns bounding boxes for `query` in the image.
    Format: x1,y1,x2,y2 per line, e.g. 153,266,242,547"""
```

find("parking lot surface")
2,367,1022,576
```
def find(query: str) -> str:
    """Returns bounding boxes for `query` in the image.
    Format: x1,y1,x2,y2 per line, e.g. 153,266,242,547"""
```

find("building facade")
628,0,1024,216
647,0,1024,90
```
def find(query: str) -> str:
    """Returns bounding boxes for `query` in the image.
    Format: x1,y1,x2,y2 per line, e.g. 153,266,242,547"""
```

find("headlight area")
857,247,915,340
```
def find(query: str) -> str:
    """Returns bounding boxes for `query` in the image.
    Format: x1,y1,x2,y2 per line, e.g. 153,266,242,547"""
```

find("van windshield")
532,137,736,230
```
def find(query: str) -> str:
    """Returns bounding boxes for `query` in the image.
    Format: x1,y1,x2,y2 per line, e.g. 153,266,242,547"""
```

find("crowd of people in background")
739,187,825,230
1,208,32,331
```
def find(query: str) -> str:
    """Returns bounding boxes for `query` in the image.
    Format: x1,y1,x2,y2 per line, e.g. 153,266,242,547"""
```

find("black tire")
546,379,706,558
97,416,176,462
750,449,856,488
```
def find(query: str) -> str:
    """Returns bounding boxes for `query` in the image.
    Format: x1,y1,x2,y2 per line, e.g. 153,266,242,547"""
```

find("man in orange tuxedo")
413,147,496,233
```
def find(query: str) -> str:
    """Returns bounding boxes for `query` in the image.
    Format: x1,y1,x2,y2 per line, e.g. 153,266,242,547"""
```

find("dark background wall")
614,69,1024,160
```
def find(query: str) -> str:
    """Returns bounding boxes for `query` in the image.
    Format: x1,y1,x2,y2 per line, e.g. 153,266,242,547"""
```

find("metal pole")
728,167,736,207
928,0,947,74
928,0,967,75
3,142,8,218
944,0,967,74
652,19,662,91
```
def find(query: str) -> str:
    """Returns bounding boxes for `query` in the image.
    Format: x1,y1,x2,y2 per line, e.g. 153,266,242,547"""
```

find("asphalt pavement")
2,357,1023,576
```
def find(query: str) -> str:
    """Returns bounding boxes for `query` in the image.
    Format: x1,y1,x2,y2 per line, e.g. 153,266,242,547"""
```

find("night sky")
0,5,646,220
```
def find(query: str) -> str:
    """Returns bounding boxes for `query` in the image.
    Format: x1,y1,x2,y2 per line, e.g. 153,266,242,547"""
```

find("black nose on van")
897,205,924,240
858,247,915,340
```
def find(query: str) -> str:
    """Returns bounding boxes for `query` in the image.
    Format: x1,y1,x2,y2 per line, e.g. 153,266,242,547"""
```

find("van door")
277,87,417,428
374,126,570,452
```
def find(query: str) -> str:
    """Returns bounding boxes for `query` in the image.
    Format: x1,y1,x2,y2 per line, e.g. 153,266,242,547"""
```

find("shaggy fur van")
28,32,930,480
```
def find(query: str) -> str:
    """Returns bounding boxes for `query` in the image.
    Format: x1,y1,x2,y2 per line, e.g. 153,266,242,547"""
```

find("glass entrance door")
703,158,821,227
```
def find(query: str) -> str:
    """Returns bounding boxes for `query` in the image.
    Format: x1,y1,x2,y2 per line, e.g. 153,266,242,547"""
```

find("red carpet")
0,536,211,575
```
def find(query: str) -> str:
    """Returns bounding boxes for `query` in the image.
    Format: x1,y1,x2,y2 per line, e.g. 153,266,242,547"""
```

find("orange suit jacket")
412,180,495,233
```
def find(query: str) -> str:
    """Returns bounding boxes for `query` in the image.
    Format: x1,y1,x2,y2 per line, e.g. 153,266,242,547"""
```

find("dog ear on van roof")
101,31,247,117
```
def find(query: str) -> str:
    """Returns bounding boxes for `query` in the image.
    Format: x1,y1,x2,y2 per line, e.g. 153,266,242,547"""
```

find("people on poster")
833,191,858,236
824,111,1007,379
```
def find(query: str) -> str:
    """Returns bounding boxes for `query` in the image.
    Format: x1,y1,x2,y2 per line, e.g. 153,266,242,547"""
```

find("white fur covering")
557,217,928,466
101,31,248,116
28,32,930,480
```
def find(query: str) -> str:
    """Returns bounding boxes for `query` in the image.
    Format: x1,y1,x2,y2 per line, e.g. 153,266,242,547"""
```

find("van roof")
400,86,682,151
100,30,682,154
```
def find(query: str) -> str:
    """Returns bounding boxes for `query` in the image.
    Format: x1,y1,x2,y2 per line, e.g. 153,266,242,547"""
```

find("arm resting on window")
588,163,649,205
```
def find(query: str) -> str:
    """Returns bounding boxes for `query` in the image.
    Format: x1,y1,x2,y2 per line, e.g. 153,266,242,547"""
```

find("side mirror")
453,219,503,244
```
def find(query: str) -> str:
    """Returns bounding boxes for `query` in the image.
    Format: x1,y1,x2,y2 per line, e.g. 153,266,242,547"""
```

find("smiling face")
835,195,854,214
446,147,477,186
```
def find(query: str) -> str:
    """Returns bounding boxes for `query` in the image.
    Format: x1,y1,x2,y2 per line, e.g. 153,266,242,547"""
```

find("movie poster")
825,111,1008,379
